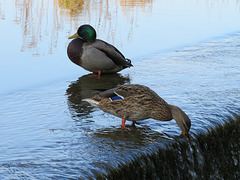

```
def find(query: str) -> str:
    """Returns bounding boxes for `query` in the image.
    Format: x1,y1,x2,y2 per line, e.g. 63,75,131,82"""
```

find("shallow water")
0,0,240,179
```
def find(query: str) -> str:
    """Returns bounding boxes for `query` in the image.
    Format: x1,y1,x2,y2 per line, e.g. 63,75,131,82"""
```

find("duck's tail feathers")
82,98,99,106
123,58,133,68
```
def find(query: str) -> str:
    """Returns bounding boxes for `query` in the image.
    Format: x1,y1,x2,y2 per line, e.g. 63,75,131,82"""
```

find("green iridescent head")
68,24,97,42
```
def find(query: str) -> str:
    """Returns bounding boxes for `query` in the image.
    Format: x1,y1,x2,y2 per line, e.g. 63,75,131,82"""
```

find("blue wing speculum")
109,95,123,101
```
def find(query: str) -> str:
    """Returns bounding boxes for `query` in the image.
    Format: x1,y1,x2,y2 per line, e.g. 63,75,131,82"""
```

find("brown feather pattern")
84,84,191,133
92,84,172,121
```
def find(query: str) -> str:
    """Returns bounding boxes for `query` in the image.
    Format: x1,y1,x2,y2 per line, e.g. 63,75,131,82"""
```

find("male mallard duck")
83,84,191,135
67,24,133,76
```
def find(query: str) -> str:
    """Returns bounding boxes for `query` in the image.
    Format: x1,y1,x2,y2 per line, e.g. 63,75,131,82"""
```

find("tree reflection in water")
12,0,152,55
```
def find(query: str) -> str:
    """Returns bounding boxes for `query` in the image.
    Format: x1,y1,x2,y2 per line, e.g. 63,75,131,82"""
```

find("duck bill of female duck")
168,105,191,136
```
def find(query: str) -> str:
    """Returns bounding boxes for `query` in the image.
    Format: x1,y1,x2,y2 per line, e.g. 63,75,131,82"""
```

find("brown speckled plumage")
84,84,191,134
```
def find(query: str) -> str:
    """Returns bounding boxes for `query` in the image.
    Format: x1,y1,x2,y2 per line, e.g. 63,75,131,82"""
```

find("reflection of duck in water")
67,24,133,76
93,125,169,145
83,84,191,135
66,74,130,118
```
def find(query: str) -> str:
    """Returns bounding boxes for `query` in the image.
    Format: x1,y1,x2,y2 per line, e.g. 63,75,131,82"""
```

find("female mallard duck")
67,24,133,76
83,84,191,135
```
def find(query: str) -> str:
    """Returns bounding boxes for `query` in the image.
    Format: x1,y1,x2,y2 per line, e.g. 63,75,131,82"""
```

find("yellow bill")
68,32,79,39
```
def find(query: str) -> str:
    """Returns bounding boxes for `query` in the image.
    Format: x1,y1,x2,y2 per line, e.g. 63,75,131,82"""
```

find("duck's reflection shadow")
66,73,131,119
93,125,173,145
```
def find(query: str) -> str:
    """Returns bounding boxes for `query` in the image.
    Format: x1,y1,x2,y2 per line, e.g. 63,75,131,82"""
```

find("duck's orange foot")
87,71,102,78
121,118,126,132
87,73,98,77
97,71,102,76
